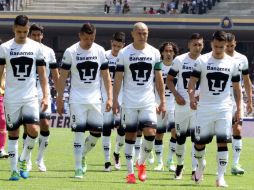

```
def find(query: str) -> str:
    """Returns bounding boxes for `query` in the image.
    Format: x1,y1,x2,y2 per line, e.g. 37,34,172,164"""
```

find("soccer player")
22,23,59,172
188,30,242,187
153,41,179,172
101,31,126,171
56,23,112,179
167,33,204,179
225,32,253,175
113,22,166,183
0,15,48,180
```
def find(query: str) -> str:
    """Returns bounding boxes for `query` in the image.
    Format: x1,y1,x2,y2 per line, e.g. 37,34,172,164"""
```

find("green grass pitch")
0,128,253,190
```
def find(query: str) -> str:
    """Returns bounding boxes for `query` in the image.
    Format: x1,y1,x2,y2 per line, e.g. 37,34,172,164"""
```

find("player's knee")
102,126,111,136
144,135,155,142
90,132,101,138
176,135,186,145
117,126,125,136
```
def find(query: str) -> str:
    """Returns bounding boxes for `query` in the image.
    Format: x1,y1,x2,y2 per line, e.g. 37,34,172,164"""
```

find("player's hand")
157,101,166,119
234,109,242,124
113,100,120,114
41,97,48,112
105,99,113,112
190,98,197,110
175,94,186,105
246,101,253,115
56,96,64,116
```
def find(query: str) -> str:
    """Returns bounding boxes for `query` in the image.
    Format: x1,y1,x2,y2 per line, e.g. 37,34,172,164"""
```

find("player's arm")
155,68,166,118
188,76,199,110
166,72,185,105
0,65,4,82
113,71,123,115
101,66,113,112
37,62,49,112
49,51,60,89
242,74,253,114
233,81,242,123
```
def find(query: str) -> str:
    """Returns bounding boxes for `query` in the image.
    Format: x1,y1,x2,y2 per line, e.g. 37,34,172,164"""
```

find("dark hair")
29,23,44,35
80,23,96,34
189,33,203,41
14,15,29,26
212,30,227,41
159,42,179,59
226,32,236,42
112,32,125,43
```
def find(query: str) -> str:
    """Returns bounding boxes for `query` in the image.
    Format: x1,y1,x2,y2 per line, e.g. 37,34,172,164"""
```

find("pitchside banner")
50,113,71,128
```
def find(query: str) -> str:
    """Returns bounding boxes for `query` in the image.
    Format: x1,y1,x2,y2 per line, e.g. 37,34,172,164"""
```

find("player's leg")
167,110,176,172
0,95,8,158
134,130,142,163
19,100,40,179
102,109,114,172
122,108,138,183
5,102,23,180
136,107,157,182
36,97,51,172
70,103,87,178
190,111,198,179
215,112,232,187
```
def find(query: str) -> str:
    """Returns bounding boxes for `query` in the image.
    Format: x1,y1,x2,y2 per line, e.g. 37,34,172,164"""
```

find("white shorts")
175,108,196,141
70,103,103,132
194,110,232,144
39,97,51,120
157,110,175,134
4,99,40,131
121,106,157,132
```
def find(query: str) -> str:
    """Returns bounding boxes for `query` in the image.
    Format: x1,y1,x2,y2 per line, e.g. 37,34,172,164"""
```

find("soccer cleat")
19,159,29,179
27,158,32,172
174,165,184,180
9,171,20,181
194,160,206,184
104,162,112,172
191,171,196,181
36,159,47,172
113,152,121,170
231,164,244,175
136,161,147,182
0,149,9,159
216,178,228,188
147,152,154,165
82,156,87,174
126,173,136,184
154,163,164,171
167,159,176,172
74,169,84,179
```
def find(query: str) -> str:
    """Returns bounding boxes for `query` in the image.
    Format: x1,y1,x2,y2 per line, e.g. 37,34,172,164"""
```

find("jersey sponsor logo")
206,72,229,95
76,56,97,61
182,71,200,90
10,57,33,81
129,56,152,62
182,65,193,71
207,66,230,72
129,62,152,85
10,51,33,56
76,61,99,83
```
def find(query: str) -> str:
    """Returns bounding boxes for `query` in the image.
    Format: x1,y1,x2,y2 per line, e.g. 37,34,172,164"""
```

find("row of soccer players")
0,15,252,188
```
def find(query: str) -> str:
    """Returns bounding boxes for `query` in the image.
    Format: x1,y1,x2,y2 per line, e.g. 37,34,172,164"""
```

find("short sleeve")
232,61,241,82
0,46,6,65
100,48,108,70
241,56,249,75
36,45,46,66
191,58,202,79
61,49,72,70
48,49,58,69
115,50,124,72
168,57,180,77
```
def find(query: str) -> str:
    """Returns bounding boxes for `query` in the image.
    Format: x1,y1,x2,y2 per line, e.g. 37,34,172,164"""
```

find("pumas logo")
129,62,152,85
76,61,99,83
10,56,33,81
206,72,229,95
182,72,200,90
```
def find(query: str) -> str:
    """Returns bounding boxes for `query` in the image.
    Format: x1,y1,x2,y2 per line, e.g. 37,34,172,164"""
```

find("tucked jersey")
101,50,122,105
155,62,176,111
168,53,200,105
37,44,57,100
192,52,240,111
116,43,161,108
0,38,45,103
61,42,108,104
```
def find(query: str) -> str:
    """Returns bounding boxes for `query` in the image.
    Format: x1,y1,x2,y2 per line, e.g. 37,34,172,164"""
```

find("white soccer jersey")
61,42,108,104
37,44,57,99
192,52,240,111
155,62,176,111
116,43,161,108
0,38,45,103
168,53,200,105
